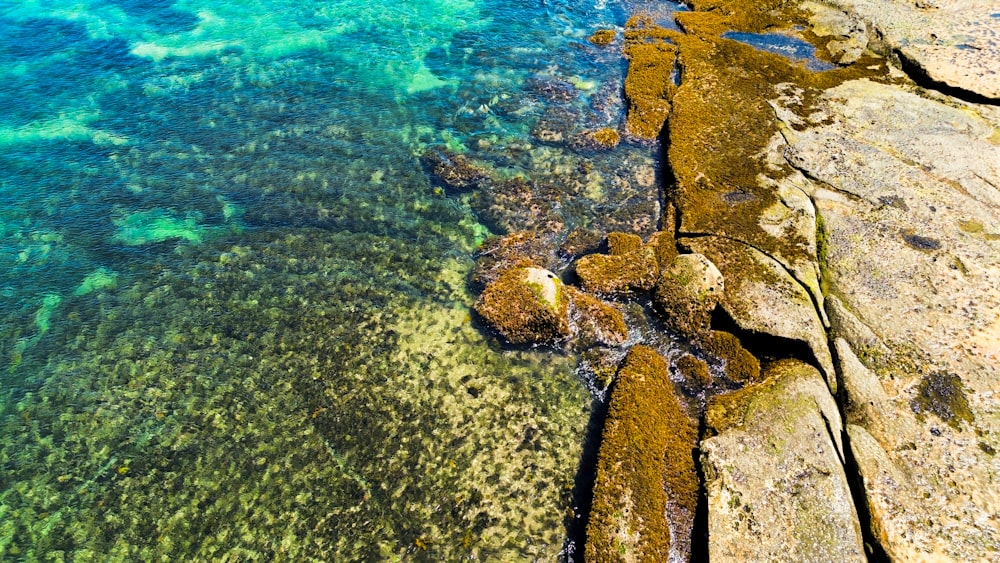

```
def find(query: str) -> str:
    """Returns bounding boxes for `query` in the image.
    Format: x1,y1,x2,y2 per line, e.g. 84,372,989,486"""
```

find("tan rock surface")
774,77,1000,559
702,360,863,562
823,0,1000,99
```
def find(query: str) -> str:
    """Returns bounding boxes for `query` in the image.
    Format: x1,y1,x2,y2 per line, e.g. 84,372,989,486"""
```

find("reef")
585,346,698,562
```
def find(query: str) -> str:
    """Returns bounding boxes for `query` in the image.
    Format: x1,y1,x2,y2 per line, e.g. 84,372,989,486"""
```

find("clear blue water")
723,31,836,71
0,0,675,559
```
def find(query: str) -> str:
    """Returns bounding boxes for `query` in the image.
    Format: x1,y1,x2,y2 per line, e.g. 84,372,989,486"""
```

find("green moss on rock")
910,371,974,430
586,345,698,562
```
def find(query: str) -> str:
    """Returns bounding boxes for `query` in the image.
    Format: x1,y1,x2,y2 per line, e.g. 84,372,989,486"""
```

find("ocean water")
0,0,675,559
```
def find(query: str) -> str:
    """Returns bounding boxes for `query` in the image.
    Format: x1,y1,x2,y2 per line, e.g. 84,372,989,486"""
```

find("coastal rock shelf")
474,0,1000,559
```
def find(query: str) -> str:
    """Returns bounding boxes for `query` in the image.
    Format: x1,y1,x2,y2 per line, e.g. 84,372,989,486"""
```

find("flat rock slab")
825,0,1000,99
775,78,1000,559
681,235,835,388
702,359,864,562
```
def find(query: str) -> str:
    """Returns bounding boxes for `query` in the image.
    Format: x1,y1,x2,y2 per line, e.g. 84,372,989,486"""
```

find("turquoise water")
0,0,673,559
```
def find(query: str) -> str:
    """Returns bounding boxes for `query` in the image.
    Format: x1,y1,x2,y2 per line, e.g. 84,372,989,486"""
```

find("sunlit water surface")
0,0,677,559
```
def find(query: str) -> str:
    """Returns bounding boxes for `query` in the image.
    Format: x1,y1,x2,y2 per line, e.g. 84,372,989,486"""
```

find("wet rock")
471,231,557,290
574,232,660,297
559,227,605,259
822,0,1000,99
474,266,570,344
586,346,698,562
680,235,835,389
421,146,489,192
702,359,864,562
776,77,1000,560
653,252,724,339
588,29,617,47
622,15,679,139
565,287,630,347
699,330,761,385
572,127,621,151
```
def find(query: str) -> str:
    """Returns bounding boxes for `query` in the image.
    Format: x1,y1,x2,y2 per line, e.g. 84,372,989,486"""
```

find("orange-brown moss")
676,353,713,387
574,243,658,297
607,232,643,256
474,267,570,344
701,330,761,384
589,29,617,46
565,286,630,347
592,127,621,148
622,16,680,139
653,253,724,339
666,7,898,264
586,346,698,562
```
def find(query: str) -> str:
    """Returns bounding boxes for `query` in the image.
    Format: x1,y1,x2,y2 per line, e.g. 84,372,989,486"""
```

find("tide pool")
0,0,674,559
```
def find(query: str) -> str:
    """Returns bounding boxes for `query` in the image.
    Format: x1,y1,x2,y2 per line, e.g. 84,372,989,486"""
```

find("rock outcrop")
773,77,1000,560
702,360,865,562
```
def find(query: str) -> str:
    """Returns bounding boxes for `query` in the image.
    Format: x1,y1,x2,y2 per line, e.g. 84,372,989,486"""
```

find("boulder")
653,252,724,339
702,359,864,562
574,234,660,297
474,267,570,344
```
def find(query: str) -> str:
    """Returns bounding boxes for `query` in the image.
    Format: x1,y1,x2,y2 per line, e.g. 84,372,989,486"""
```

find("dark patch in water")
910,371,974,429
901,229,941,251
106,0,201,34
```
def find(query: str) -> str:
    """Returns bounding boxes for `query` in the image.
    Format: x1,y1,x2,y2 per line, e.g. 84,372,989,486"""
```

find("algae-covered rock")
702,359,863,562
681,235,834,388
471,231,556,289
586,346,698,562
565,286,629,347
574,233,659,297
474,266,570,344
653,252,723,339
700,330,761,385
622,15,679,139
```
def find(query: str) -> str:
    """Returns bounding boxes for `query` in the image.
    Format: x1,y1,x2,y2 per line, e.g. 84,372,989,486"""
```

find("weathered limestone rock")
702,359,863,562
681,235,835,388
586,346,698,562
801,1,868,64
653,252,724,339
774,78,1000,559
822,0,1000,99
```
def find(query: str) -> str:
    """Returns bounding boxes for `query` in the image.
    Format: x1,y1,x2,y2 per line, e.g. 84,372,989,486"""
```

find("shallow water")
0,0,681,559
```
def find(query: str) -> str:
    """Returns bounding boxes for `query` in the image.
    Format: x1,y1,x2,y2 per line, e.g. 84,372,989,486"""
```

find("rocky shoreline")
467,0,1000,559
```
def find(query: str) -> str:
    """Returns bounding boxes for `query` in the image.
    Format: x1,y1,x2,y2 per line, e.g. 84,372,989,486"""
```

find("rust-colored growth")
565,287,630,347
701,330,761,384
647,228,679,269
592,127,621,148
589,29,616,46
574,243,659,297
676,353,713,387
623,16,679,139
653,252,724,339
474,267,570,344
586,345,699,561
607,232,643,256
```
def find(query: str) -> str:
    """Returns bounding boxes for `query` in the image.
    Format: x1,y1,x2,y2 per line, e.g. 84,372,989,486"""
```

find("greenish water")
0,0,674,559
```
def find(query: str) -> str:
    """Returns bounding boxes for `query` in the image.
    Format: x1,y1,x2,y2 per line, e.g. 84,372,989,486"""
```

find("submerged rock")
586,346,698,562
702,359,864,562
